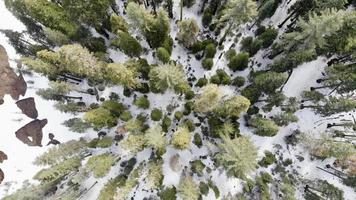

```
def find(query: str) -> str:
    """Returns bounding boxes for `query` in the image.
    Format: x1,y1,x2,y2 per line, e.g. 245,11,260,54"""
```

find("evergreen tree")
149,63,190,93
171,126,191,150
253,72,287,94
215,135,258,178
86,153,117,178
216,96,251,118
177,176,199,200
145,125,167,156
194,84,223,114
106,63,140,89
112,31,142,57
84,107,117,129
249,116,279,136
177,19,200,48
302,97,356,116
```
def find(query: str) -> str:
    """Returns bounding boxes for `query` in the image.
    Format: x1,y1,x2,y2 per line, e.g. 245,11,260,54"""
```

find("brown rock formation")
16,97,38,119
0,45,27,105
15,119,47,147
0,168,4,184
0,151,7,163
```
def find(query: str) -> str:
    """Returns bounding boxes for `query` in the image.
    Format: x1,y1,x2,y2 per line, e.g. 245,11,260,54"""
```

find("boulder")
0,151,7,163
15,119,47,147
0,45,27,105
16,97,38,119
0,168,3,184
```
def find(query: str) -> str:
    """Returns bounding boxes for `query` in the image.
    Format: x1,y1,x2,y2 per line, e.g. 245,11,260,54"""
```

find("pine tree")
149,63,190,93
145,125,167,156
216,96,251,118
177,19,200,48
215,135,258,178
302,97,356,116
106,63,140,89
194,84,223,114
253,72,287,94
249,116,279,136
86,153,117,178
177,176,199,200
84,107,117,129
171,127,191,150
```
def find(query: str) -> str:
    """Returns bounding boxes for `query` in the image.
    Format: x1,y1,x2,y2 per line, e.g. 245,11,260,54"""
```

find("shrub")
171,127,191,150
202,58,213,70
258,151,277,167
120,111,133,121
174,111,184,121
241,37,262,56
101,100,126,117
204,43,216,58
112,31,142,57
225,49,236,60
185,90,195,100
249,117,279,137
157,47,170,63
151,108,163,121
193,133,202,148
195,77,208,87
191,160,205,176
232,76,246,87
86,153,116,178
162,36,174,54
202,8,213,27
241,85,262,104
259,28,278,48
228,52,249,71
96,137,114,148
134,96,150,109
84,108,117,129
210,69,231,85
161,116,172,132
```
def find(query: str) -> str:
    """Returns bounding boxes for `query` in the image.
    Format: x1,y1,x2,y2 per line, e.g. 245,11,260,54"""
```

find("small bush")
162,116,172,132
202,58,214,70
225,49,236,60
232,76,246,87
228,52,249,71
210,69,231,85
112,31,142,57
259,28,278,48
204,43,216,58
258,151,277,167
157,47,170,63
193,133,202,148
151,108,163,121
195,77,208,87
174,111,184,121
134,96,150,109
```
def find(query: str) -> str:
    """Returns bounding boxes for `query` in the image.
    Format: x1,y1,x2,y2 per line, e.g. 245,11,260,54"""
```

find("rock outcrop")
16,97,38,119
0,151,7,163
15,119,47,147
0,168,4,184
0,45,27,105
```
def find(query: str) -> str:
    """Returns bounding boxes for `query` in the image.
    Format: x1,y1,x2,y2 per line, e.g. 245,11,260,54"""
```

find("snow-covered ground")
0,1,82,196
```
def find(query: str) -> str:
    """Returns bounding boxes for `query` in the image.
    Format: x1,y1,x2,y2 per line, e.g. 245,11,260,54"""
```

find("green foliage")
62,118,91,133
84,107,117,129
216,135,258,178
101,100,126,117
258,151,277,167
193,133,202,148
95,137,114,148
120,111,133,121
232,76,246,87
280,177,296,200
194,84,223,114
34,157,81,182
210,69,231,85
191,160,206,176
158,186,177,200
86,153,116,178
98,175,126,200
220,0,257,29
202,58,214,70
43,27,69,46
204,43,216,58
23,0,79,37
121,134,146,153
177,176,200,200
110,14,129,33
177,19,200,48
157,47,170,63
226,49,237,60
216,96,251,118
171,127,191,150
162,115,172,132
112,31,142,57
145,125,167,156
253,72,287,94
147,161,164,189
259,28,278,48
106,63,140,89
240,36,263,56
196,77,208,87
272,112,298,126
125,118,145,134
34,139,87,166
149,63,190,93
228,52,249,71
308,97,356,116
249,116,279,136
134,96,150,109
151,108,163,121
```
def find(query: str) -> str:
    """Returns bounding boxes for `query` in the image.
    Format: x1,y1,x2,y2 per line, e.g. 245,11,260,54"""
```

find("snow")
0,0,355,199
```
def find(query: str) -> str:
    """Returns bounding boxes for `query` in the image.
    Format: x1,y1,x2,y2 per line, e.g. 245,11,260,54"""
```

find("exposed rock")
169,154,182,172
15,119,47,147
47,133,61,146
0,151,7,163
0,168,3,184
0,45,27,104
16,97,38,119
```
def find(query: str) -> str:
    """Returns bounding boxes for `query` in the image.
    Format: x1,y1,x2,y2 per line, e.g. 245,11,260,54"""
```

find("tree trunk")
218,22,233,46
152,0,157,15
180,0,183,21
